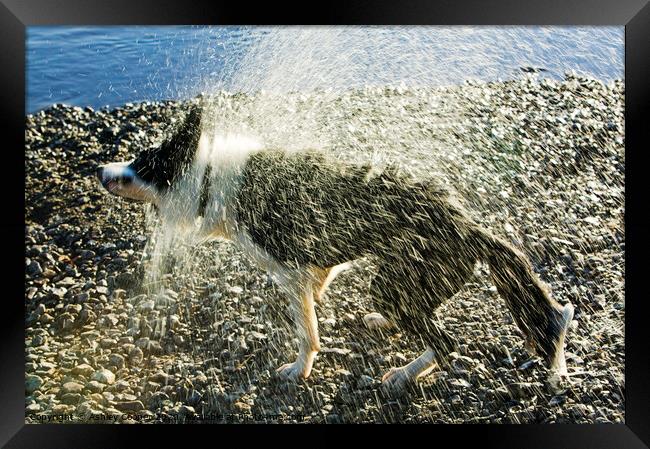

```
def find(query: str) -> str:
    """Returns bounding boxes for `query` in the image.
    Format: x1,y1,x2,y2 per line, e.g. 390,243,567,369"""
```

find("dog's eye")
117,174,133,184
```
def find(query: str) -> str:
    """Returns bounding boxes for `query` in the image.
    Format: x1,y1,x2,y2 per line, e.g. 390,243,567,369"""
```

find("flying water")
142,26,623,264
137,26,625,297
126,27,624,420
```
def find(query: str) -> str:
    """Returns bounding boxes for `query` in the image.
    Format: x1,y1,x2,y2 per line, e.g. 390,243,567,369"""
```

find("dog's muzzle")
97,167,133,191
95,162,158,204
97,165,134,191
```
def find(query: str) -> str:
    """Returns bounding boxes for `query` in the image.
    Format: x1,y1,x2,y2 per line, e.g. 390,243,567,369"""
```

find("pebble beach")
25,74,624,423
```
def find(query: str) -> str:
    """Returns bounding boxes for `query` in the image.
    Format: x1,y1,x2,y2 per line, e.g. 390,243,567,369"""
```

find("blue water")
26,26,624,114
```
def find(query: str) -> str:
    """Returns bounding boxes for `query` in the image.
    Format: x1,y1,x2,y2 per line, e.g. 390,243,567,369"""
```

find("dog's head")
96,105,203,204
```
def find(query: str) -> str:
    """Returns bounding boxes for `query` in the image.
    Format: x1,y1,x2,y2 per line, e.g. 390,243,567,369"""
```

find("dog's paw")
363,312,393,330
381,367,414,393
275,361,309,381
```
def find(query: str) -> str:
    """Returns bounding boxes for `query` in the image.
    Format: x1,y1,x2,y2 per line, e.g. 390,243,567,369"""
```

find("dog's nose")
96,166,104,181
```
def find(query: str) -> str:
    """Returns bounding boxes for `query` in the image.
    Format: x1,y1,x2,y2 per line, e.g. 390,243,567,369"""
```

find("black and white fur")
97,104,574,389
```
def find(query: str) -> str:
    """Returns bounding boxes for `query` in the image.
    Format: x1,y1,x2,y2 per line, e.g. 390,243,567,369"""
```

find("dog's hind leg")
311,267,329,305
380,319,456,392
370,258,465,392
312,262,352,304
381,347,437,390
275,269,321,381
312,263,393,329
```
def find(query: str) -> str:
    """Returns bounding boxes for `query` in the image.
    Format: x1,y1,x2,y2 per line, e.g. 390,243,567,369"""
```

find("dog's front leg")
276,271,320,380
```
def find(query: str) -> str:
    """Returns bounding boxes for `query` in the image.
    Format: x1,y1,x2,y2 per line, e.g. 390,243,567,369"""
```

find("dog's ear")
165,104,203,157
176,103,202,142
184,103,202,132
128,103,205,192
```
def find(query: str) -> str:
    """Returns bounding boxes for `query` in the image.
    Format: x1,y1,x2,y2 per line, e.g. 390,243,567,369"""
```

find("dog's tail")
470,226,574,374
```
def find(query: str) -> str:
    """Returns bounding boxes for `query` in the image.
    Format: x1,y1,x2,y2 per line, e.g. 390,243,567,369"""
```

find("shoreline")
26,73,625,117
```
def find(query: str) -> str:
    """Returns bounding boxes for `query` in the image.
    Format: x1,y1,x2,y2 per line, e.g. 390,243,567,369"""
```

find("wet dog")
97,104,574,390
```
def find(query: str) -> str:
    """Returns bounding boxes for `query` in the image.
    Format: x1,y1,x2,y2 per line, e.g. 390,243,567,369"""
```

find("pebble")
109,353,126,369
111,380,130,392
91,369,116,385
34,303,46,317
51,404,75,415
26,261,43,276
25,375,44,394
228,286,244,295
100,338,117,348
128,346,144,365
114,400,145,412
75,292,90,303
149,372,171,384
39,313,54,324
85,380,106,393
248,331,267,340
449,378,472,389
26,403,41,414
139,300,155,313
61,381,85,394
148,391,170,409
178,405,196,416
31,334,48,346
61,393,82,405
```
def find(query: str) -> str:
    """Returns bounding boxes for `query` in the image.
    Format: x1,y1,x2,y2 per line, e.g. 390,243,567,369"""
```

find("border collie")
97,103,574,390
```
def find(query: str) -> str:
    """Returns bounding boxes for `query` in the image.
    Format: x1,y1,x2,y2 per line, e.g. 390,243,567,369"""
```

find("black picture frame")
3,0,648,447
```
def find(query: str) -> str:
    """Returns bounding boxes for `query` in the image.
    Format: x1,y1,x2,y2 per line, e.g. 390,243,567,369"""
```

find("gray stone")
61,393,82,405
27,261,43,277
31,334,48,346
72,364,95,377
139,300,155,313
128,346,144,365
26,375,44,394
91,369,116,385
109,353,125,369
61,381,85,394
85,380,106,393
114,400,145,412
